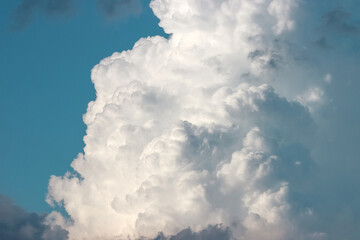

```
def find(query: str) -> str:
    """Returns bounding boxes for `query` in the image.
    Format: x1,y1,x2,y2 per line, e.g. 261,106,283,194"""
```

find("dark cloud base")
0,194,68,240
151,225,232,240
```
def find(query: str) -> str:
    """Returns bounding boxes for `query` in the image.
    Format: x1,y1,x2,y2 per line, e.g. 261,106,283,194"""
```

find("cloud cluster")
0,195,68,240
46,0,360,239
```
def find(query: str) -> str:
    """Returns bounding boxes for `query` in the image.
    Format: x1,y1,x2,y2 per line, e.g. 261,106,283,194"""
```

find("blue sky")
0,0,166,213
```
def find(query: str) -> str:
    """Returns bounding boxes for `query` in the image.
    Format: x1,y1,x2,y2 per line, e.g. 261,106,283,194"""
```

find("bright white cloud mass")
46,0,360,239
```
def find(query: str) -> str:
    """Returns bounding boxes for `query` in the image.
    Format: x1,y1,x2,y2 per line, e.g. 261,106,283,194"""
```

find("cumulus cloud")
0,194,68,240
45,0,360,239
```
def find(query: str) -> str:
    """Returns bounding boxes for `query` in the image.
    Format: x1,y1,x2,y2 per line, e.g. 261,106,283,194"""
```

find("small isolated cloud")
324,73,332,84
97,0,142,19
0,194,68,240
10,0,76,30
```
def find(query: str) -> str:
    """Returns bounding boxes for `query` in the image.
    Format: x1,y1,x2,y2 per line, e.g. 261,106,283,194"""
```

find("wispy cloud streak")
10,0,143,30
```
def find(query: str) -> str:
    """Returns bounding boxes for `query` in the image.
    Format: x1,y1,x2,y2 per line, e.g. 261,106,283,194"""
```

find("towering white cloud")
47,0,360,239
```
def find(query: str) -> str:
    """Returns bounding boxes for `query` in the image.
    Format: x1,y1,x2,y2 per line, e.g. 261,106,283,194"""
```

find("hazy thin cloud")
9,0,142,30
10,0,75,30
97,0,142,19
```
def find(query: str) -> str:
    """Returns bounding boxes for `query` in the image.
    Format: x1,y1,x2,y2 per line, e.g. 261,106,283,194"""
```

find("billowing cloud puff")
46,0,360,239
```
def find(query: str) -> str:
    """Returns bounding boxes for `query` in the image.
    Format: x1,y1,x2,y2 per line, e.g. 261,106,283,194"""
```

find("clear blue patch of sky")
0,0,167,213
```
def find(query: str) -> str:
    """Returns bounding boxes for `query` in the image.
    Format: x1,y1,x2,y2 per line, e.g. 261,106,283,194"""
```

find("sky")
1,0,360,240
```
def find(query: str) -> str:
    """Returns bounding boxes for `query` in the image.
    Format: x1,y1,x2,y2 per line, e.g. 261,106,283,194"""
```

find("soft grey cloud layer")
0,195,68,240
44,0,360,239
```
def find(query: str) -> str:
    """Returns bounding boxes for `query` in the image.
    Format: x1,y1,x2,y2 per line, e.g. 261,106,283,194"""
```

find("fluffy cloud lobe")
46,0,360,240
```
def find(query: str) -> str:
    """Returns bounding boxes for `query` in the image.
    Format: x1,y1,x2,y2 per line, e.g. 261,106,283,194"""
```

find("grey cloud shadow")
0,194,68,240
